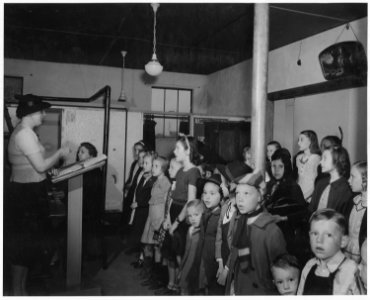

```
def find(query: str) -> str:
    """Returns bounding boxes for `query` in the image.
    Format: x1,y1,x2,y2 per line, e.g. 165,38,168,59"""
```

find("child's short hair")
144,150,158,162
242,145,251,156
353,160,367,192
309,208,348,235
76,142,97,161
328,146,351,179
271,253,300,272
267,140,281,150
186,199,205,214
155,155,169,173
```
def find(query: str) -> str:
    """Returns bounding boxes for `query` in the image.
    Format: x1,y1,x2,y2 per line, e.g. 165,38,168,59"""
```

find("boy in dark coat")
225,171,287,295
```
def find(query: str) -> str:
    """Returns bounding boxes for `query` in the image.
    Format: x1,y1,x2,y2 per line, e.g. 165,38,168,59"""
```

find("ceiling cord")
348,23,360,42
334,23,360,45
297,40,302,66
334,25,347,44
270,5,348,22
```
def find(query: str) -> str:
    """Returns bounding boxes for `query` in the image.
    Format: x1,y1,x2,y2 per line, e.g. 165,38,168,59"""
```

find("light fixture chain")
153,9,157,55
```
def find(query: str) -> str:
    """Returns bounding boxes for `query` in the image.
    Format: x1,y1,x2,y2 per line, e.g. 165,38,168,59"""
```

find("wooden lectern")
51,157,106,289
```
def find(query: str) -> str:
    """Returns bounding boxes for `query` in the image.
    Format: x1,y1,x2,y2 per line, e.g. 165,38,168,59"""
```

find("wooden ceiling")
4,3,367,74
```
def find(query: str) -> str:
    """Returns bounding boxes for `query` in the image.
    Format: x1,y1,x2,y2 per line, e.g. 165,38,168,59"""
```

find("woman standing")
5,94,69,295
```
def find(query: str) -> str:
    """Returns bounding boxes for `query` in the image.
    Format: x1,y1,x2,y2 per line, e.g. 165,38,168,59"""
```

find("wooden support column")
251,3,269,173
66,174,83,289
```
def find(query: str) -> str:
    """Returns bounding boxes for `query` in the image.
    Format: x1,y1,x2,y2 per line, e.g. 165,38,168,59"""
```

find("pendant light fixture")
145,3,163,76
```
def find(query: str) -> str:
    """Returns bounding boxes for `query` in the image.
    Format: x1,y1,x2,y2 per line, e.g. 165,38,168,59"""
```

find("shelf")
268,75,366,101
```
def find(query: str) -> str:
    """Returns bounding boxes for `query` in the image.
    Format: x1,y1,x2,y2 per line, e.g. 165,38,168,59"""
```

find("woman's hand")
130,202,138,209
216,260,224,278
163,219,171,230
49,168,59,176
217,267,229,286
59,146,70,158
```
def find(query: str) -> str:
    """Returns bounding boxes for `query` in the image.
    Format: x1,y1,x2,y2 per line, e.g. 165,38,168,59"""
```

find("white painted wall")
4,59,208,113
269,17,367,162
268,18,367,92
206,59,253,117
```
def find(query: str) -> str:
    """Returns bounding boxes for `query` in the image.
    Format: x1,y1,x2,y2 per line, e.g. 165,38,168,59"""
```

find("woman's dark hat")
216,161,253,183
15,94,51,118
204,173,222,186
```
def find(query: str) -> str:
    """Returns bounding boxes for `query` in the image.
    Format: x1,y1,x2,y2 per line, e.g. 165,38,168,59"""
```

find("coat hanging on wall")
179,119,189,135
143,115,156,151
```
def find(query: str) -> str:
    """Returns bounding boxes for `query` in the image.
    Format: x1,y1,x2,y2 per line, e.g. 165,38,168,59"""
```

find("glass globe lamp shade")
145,53,163,76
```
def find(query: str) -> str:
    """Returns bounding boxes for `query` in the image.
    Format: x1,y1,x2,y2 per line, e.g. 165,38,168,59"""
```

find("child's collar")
316,251,346,273
208,204,221,213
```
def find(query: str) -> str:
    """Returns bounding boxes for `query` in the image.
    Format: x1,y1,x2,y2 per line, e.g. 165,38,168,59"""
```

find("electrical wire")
270,5,348,22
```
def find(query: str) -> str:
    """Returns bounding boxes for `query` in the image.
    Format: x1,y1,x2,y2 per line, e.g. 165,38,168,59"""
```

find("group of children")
120,130,367,295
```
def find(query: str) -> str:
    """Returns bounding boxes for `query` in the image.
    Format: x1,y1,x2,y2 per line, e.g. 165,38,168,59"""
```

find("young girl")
265,148,309,266
265,148,306,209
169,135,201,258
178,199,205,295
225,172,287,295
76,142,104,226
198,174,225,295
128,151,157,263
155,157,183,295
296,130,321,203
242,146,254,169
346,161,367,263
140,156,171,270
315,134,343,185
309,146,352,217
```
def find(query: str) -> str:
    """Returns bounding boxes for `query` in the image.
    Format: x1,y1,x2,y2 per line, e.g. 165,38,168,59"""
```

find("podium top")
51,154,107,183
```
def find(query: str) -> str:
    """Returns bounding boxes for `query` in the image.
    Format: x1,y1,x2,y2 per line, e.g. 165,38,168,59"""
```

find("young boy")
297,208,360,295
225,171,287,295
178,199,205,295
271,253,301,295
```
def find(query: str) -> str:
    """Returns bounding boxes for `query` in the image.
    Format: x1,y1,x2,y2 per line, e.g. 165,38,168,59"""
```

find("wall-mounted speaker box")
319,41,367,80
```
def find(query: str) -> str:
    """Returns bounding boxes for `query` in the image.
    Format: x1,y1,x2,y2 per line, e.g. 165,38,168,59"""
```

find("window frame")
150,87,192,137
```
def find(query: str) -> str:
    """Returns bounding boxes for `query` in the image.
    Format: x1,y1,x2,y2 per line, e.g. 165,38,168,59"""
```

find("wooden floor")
3,213,156,296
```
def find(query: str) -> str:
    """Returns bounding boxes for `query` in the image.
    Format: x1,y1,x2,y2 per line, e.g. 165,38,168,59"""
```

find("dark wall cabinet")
204,121,250,163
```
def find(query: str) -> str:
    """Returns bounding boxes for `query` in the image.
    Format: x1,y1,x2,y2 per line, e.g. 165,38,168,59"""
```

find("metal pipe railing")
38,86,111,210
